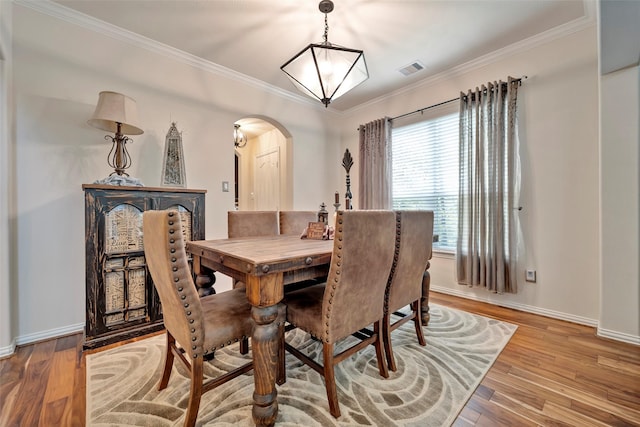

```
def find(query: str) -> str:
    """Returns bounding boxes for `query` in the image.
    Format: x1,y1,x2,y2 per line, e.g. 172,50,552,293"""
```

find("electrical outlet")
525,269,536,282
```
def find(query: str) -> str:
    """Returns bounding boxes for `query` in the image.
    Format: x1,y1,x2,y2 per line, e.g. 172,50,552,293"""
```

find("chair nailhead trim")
325,211,345,339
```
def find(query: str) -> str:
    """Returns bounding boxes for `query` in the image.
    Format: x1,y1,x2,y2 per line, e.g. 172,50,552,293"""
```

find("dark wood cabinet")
83,184,206,349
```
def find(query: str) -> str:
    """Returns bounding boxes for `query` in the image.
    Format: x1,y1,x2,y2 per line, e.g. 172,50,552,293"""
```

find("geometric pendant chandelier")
281,0,368,107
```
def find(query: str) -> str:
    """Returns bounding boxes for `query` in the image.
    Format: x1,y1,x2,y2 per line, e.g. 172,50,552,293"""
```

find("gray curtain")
358,117,392,209
456,77,520,293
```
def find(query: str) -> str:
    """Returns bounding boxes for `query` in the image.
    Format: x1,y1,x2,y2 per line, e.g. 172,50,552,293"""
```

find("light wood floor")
1,292,639,426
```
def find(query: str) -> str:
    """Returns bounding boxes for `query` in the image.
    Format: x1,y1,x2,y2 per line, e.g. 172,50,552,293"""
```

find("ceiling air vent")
398,61,425,77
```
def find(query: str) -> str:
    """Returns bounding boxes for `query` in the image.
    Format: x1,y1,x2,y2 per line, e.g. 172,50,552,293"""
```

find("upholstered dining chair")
228,210,279,293
280,210,329,291
282,210,397,418
382,210,434,372
143,210,259,427
227,210,279,354
279,210,317,235
227,210,279,239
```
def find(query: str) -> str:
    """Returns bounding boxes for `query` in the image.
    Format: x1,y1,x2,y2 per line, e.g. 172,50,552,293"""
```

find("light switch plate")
525,270,536,282
222,181,229,192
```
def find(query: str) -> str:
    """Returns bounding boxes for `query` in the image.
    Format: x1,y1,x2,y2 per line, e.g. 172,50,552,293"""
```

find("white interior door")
254,148,280,210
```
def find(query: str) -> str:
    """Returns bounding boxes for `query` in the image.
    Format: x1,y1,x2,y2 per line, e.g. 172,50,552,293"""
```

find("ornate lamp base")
94,175,144,186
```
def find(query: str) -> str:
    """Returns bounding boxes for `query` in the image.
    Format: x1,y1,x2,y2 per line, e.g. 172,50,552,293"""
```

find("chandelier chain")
323,13,329,45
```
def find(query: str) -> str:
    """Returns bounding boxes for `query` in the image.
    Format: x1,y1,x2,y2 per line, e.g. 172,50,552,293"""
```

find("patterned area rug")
86,304,516,426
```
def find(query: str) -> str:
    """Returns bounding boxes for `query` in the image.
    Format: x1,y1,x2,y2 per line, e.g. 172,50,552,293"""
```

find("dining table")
185,234,432,426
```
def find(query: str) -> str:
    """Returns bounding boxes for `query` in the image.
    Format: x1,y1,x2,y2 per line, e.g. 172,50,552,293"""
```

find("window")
392,109,459,252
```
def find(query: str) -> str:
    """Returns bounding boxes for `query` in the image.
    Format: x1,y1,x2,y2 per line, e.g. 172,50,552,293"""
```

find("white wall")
9,1,638,348
10,3,335,342
338,25,604,328
0,0,16,356
599,65,640,342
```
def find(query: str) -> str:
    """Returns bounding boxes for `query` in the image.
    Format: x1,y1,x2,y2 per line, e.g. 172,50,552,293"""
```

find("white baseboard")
0,339,16,359
15,322,84,347
597,327,640,345
430,285,599,327
432,285,640,345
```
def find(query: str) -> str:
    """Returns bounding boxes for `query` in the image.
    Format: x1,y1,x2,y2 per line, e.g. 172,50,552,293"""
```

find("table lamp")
88,91,144,185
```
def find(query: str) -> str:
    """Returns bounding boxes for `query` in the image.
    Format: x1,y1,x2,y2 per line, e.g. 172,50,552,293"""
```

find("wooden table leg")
191,255,216,297
421,260,431,325
246,272,284,427
250,304,280,427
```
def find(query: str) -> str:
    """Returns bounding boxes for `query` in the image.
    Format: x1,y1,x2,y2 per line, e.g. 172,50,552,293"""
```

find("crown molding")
14,0,595,116
345,0,596,115
13,0,332,112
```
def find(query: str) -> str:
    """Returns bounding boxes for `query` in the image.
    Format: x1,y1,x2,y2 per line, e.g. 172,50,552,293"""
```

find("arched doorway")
233,116,292,211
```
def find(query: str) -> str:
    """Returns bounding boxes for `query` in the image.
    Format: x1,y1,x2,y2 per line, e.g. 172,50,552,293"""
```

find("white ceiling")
599,0,640,75
52,0,590,113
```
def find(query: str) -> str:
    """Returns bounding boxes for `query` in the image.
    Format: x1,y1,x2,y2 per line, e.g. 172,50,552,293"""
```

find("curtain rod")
390,75,527,122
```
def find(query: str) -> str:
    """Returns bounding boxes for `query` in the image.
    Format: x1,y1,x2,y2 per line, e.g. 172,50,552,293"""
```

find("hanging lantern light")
281,0,368,107
234,124,247,148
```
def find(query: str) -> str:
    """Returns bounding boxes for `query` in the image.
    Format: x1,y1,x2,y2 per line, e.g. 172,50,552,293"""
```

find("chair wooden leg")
184,355,204,427
159,332,175,390
382,312,396,372
322,342,341,418
374,321,389,378
239,337,249,355
276,307,286,385
412,301,426,346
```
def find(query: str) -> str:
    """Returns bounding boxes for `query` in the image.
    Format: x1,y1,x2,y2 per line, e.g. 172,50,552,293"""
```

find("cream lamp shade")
87,91,143,135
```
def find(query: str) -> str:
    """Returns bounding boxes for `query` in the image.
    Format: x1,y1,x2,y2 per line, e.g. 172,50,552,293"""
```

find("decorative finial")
342,149,353,174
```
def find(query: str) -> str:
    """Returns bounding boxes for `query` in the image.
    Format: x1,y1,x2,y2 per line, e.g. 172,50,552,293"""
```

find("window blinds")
392,111,459,252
